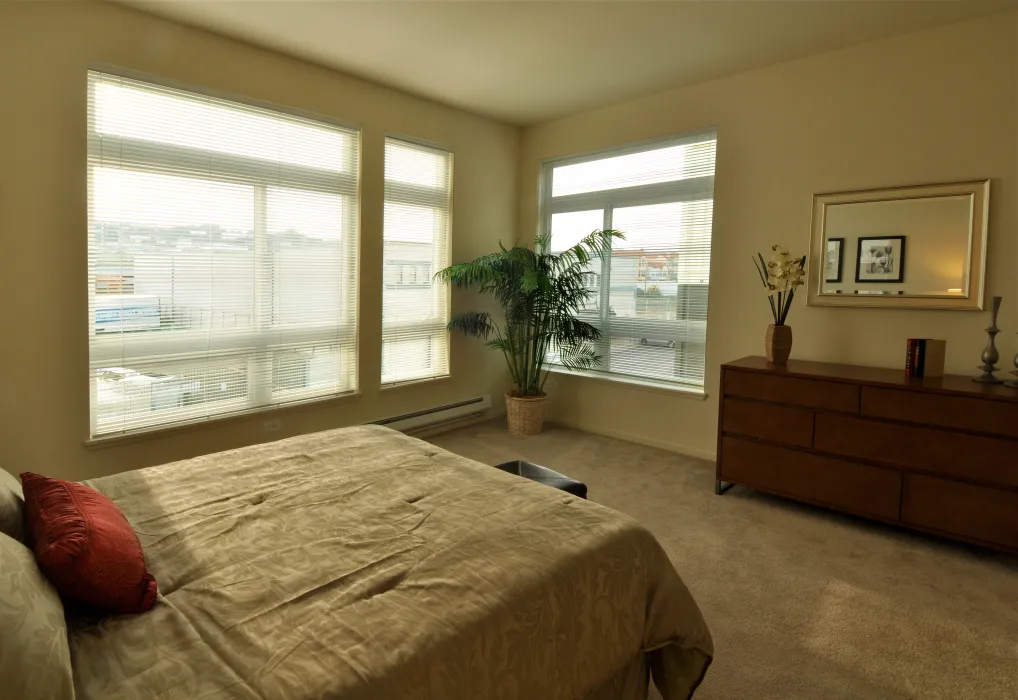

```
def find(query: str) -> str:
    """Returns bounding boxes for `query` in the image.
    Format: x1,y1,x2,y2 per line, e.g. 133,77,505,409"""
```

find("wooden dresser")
716,356,1018,554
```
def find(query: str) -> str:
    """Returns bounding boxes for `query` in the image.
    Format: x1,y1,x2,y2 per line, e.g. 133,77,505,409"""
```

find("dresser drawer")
724,369,859,413
720,436,901,520
814,413,1018,488
722,397,813,447
862,387,1018,439
902,474,1018,551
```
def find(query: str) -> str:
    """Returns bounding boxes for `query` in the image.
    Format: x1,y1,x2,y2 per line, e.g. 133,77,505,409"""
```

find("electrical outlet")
263,419,281,433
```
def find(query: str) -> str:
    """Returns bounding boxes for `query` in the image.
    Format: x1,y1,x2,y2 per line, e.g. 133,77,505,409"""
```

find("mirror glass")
822,196,970,296
808,181,989,310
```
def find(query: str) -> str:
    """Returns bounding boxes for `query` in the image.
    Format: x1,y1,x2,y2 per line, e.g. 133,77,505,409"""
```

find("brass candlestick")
974,296,1003,384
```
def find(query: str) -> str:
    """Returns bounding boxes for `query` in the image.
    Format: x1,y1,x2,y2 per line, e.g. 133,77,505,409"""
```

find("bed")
68,425,713,699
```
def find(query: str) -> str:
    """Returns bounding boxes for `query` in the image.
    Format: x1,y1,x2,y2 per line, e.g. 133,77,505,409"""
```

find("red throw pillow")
20,472,157,614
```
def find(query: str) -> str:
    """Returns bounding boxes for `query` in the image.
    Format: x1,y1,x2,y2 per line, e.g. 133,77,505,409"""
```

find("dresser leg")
715,479,734,495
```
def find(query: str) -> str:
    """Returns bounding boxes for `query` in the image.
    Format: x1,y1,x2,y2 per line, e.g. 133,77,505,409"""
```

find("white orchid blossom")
753,245,806,326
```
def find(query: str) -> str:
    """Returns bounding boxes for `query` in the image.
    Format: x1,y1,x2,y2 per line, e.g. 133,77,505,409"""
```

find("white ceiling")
121,0,1016,125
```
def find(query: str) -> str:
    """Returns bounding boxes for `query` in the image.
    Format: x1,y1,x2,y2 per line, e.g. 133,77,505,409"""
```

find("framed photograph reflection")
825,238,844,283
855,236,906,283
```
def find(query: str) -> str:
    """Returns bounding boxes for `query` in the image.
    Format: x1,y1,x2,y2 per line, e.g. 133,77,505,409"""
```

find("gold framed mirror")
806,180,990,310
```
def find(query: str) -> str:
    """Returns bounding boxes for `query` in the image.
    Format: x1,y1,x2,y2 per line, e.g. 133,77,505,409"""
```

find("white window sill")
379,373,451,391
546,365,707,400
84,389,360,449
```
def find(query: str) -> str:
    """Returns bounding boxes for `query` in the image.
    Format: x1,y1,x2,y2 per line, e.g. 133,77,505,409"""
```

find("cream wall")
0,1,518,481
520,12,1018,460
1,4,1014,481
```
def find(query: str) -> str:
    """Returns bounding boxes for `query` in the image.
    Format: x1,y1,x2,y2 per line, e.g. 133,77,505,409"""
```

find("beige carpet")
428,419,1018,700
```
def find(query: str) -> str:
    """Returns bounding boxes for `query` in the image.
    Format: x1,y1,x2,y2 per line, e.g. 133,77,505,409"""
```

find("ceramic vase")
765,324,792,364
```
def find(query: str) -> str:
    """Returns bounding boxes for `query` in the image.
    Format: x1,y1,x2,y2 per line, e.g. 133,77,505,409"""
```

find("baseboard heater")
373,395,492,433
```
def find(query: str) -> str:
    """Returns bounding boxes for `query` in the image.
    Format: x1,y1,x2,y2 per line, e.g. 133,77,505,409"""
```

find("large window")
381,138,452,385
541,131,716,389
87,71,359,438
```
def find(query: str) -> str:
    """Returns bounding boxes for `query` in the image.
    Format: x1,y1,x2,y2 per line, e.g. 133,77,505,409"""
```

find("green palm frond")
558,341,600,372
436,259,499,289
448,311,495,339
551,229,624,275
522,268,551,294
437,229,619,396
485,336,513,354
548,314,601,345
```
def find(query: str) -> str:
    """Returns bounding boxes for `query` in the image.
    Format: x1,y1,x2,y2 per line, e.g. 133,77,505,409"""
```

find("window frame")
538,130,716,393
379,134,454,388
86,66,362,439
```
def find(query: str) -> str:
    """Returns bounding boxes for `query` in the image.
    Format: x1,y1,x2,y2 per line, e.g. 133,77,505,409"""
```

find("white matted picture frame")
855,235,906,283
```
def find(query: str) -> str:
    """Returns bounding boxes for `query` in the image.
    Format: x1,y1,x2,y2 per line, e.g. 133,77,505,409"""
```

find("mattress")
69,425,712,699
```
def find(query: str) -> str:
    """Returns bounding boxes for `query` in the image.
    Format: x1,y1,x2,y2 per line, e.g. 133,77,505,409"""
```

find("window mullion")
600,207,613,368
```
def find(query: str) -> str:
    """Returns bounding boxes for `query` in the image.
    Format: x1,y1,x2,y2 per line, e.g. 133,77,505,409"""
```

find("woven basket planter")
505,392,548,437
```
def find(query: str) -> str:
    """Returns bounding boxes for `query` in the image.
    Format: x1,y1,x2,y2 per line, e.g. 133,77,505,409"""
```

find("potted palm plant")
437,229,623,436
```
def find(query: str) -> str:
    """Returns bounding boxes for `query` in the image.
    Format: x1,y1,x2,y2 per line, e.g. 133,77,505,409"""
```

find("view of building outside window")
88,72,358,436
380,138,452,385
544,133,716,388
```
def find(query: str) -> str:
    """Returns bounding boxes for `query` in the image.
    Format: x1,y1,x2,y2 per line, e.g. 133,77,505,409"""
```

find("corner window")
541,131,716,389
87,71,360,438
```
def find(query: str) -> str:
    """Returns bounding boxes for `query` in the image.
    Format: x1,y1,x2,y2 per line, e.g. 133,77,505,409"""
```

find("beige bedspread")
71,425,712,699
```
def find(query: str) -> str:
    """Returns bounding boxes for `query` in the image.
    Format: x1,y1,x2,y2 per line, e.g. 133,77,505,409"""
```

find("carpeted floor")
428,419,1018,700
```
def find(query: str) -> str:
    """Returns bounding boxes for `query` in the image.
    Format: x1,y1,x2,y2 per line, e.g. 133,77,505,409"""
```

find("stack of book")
905,339,946,378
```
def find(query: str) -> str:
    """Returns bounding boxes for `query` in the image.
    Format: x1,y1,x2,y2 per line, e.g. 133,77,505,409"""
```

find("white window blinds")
543,131,716,389
87,71,359,437
381,138,452,385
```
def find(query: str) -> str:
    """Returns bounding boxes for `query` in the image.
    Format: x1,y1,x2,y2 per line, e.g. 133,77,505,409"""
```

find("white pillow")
0,469,25,543
0,531,75,700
